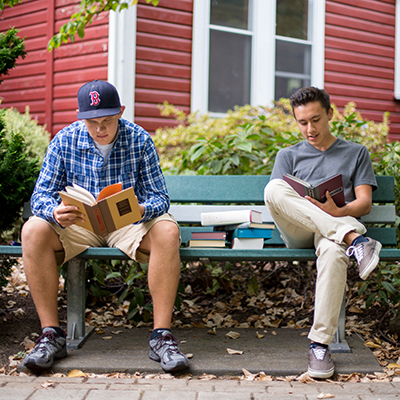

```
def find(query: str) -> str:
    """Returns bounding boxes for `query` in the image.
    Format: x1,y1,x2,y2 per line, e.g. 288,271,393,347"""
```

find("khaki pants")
264,179,366,344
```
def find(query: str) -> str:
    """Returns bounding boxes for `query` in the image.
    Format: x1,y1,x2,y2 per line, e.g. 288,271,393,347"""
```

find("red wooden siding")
134,0,193,133
2,0,400,141
325,0,400,141
0,0,109,137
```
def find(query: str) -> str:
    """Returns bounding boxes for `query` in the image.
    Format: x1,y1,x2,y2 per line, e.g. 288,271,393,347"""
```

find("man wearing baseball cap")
21,80,189,372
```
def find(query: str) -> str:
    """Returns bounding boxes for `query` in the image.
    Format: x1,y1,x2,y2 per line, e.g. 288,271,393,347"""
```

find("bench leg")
329,290,350,353
66,258,94,350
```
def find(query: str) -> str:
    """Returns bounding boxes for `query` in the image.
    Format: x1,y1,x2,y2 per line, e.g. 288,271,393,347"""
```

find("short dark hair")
289,87,331,116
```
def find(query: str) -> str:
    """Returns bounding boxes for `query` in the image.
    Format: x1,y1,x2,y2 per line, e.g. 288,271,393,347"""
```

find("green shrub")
0,109,40,234
3,106,50,166
154,101,389,176
0,27,26,84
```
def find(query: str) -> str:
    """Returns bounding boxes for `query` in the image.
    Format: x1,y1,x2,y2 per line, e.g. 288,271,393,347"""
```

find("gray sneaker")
346,237,382,280
308,345,334,379
24,327,67,370
149,330,189,372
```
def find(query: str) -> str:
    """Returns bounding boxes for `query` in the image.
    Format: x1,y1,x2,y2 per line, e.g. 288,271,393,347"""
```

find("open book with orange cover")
59,183,141,237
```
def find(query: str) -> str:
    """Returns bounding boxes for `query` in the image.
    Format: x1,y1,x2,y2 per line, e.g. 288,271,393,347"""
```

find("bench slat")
170,205,274,224
165,175,395,204
170,204,396,225
180,226,398,247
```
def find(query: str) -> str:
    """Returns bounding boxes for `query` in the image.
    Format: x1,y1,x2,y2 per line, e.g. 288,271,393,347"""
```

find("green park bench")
0,175,398,352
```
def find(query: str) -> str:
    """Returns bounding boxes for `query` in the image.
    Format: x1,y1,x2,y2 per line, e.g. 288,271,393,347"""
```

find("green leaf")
134,287,144,307
366,293,376,309
118,288,129,305
382,281,396,295
247,276,258,296
190,146,205,162
358,282,368,296
127,307,139,321
231,154,240,166
106,271,122,280
236,142,252,152
90,283,101,298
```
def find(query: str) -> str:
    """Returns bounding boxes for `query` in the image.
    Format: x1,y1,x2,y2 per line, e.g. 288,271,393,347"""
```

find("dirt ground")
0,259,399,375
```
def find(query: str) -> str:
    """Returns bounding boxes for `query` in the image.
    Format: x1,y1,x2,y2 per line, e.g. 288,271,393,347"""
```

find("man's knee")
264,179,287,206
21,218,61,250
22,218,47,243
148,221,180,247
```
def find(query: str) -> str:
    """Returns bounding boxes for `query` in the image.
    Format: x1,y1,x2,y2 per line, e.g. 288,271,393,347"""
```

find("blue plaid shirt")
31,118,170,225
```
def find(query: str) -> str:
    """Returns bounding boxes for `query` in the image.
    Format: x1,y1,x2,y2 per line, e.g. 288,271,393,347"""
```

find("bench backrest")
165,175,397,247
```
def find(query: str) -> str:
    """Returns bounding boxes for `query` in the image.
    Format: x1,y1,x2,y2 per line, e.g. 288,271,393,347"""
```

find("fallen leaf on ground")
364,341,381,349
242,368,256,380
387,363,400,369
199,373,217,380
296,372,315,383
256,331,264,339
348,305,363,313
226,331,240,339
317,394,335,399
102,336,113,340
41,380,55,388
20,337,35,351
68,369,87,378
226,348,243,355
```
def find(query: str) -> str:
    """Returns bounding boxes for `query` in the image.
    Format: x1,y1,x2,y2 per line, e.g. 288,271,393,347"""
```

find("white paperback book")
231,237,264,249
201,209,262,226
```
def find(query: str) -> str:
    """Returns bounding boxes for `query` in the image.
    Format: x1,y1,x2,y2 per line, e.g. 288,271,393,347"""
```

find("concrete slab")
17,327,382,377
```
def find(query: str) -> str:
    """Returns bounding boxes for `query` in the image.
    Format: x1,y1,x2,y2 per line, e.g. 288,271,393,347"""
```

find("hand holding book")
283,173,345,207
59,183,142,236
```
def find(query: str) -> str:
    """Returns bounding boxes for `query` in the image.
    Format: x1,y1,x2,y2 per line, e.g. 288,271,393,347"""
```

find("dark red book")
283,173,345,207
190,231,227,240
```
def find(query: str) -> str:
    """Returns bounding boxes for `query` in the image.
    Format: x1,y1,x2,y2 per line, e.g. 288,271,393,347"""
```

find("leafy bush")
0,109,40,234
3,106,50,167
0,27,26,84
154,100,389,176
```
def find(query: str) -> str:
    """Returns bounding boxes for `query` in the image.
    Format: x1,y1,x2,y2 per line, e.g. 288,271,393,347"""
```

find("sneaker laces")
33,331,57,353
346,243,364,263
153,333,179,354
312,347,327,361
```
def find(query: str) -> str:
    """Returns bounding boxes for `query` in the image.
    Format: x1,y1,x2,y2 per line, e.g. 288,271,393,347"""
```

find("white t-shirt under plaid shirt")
31,118,170,225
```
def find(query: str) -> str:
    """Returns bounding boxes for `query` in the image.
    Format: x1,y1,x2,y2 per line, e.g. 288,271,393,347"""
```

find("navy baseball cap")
77,80,121,119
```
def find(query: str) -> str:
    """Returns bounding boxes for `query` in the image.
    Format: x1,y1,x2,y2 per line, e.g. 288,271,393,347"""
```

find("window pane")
275,39,311,100
210,0,249,30
208,29,251,113
276,0,308,40
275,77,311,100
275,40,311,75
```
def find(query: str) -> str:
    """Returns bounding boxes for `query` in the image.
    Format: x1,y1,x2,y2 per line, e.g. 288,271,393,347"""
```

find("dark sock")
310,342,328,349
151,328,170,340
47,326,65,337
351,236,368,247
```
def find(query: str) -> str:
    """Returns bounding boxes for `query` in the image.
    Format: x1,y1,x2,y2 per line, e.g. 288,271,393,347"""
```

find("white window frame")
395,0,400,99
108,5,137,122
191,0,325,115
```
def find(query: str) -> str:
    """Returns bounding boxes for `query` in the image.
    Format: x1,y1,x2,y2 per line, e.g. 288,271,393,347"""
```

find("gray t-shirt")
270,138,377,203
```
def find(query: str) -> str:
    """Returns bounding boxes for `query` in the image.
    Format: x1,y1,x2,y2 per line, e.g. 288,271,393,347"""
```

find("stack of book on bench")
188,210,275,249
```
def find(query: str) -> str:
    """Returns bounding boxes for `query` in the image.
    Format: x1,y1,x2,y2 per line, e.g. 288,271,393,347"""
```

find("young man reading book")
21,80,189,372
264,87,381,379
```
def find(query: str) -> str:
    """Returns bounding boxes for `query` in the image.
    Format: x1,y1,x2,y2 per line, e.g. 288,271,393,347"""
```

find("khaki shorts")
29,213,179,265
